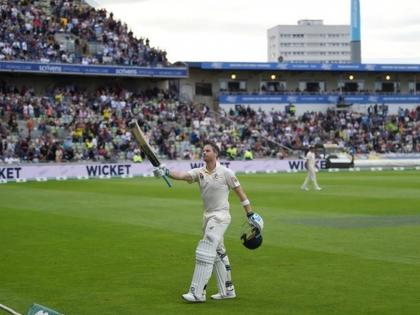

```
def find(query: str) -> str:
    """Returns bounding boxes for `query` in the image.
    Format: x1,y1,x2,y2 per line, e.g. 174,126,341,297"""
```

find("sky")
87,0,420,64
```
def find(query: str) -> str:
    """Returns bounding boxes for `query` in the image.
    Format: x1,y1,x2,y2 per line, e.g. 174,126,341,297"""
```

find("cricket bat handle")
162,174,172,188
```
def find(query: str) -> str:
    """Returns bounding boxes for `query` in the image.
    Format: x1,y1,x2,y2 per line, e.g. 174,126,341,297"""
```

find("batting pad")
214,251,233,296
196,239,216,264
190,240,217,296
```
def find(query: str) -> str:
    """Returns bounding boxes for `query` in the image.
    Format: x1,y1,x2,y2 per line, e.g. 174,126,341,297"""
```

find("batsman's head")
202,141,220,161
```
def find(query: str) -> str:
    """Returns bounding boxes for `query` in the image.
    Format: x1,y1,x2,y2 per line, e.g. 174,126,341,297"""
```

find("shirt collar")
204,161,220,174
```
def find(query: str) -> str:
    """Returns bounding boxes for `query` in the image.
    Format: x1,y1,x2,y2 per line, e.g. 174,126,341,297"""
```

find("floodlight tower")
350,0,362,63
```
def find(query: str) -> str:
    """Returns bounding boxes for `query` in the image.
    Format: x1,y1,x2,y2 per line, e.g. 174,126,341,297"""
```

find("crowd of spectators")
224,104,420,158
1,2,418,164
0,83,419,164
0,84,176,163
0,0,168,66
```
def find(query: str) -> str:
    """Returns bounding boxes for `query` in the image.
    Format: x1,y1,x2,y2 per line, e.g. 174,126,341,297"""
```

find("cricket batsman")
153,141,263,303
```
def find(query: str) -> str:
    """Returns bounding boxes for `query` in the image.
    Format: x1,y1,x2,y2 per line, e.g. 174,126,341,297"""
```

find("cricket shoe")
301,186,309,191
315,187,322,191
211,290,236,300
181,292,206,303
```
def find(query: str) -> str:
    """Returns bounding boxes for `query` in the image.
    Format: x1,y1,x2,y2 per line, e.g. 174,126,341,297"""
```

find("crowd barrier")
0,159,322,182
0,158,419,183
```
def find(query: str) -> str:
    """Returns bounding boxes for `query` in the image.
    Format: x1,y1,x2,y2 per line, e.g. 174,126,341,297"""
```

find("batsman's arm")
234,185,264,232
168,170,193,182
233,185,253,216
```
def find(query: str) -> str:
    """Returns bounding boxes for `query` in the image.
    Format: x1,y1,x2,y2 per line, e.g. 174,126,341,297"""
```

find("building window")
220,80,247,93
195,83,212,96
260,80,287,92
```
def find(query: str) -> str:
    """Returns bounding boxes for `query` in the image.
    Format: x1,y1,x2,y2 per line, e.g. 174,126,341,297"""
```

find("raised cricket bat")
129,120,172,187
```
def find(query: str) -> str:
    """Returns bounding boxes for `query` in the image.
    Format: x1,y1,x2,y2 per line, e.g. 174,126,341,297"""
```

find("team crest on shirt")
213,173,218,179
199,173,204,180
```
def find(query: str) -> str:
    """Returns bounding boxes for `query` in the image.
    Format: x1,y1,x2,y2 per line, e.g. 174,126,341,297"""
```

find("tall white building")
267,20,351,63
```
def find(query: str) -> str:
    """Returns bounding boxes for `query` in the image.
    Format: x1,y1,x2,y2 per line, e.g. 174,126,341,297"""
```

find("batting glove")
153,167,162,178
153,164,170,178
247,212,264,232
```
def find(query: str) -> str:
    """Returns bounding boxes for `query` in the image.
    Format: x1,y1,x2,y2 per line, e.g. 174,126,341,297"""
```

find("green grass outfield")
1,171,420,315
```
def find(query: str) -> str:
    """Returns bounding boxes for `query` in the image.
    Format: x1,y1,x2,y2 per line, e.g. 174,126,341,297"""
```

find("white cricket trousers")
302,168,321,189
188,215,230,297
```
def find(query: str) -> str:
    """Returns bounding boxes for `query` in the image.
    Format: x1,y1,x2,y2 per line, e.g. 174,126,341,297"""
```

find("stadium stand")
224,105,420,156
0,81,419,164
0,1,419,165
0,0,168,66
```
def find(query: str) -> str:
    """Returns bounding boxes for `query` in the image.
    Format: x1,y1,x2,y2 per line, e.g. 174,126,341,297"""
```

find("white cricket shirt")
188,162,240,218
306,151,316,170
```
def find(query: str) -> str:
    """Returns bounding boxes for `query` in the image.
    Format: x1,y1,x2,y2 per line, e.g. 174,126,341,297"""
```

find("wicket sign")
129,120,172,187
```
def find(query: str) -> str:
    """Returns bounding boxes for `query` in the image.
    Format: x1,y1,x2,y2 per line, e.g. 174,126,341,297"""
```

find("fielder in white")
153,141,263,303
301,146,322,191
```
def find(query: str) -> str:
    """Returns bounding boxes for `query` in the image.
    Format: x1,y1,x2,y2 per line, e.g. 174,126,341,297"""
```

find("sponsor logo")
225,96,238,103
115,69,138,75
0,167,22,179
288,160,326,170
39,65,62,72
86,164,131,177
365,64,376,71
275,63,288,70
210,62,223,69
321,64,332,70
327,95,337,103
